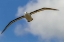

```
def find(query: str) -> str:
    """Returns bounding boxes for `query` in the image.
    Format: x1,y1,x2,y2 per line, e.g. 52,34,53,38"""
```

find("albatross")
1,7,59,34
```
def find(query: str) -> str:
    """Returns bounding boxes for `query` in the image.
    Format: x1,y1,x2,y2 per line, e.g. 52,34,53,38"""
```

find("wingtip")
57,9,59,11
52,8,59,11
1,33,2,34
1,31,4,34
55,9,59,11
1,32,3,34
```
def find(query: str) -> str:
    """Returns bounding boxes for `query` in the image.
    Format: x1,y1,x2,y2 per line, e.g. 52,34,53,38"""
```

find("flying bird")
1,7,59,34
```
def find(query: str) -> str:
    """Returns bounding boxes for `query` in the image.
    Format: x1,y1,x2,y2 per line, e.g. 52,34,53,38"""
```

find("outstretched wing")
1,16,24,34
29,7,58,15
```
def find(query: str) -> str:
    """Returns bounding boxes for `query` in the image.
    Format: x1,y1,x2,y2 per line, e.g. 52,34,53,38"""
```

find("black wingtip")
1,32,3,34
1,30,4,34
1,31,3,34
56,9,59,11
54,9,59,11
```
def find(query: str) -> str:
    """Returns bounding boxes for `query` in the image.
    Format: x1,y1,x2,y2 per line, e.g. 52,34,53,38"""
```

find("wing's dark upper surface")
1,16,24,34
29,7,58,15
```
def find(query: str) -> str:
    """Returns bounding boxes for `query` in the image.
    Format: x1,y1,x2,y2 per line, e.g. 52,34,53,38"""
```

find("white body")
24,13,33,22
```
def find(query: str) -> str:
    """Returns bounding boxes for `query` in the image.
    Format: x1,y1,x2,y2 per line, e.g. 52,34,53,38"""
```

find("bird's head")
24,12,27,14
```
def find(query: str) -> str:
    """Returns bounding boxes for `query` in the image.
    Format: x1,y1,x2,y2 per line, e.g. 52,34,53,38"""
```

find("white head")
24,12,27,14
